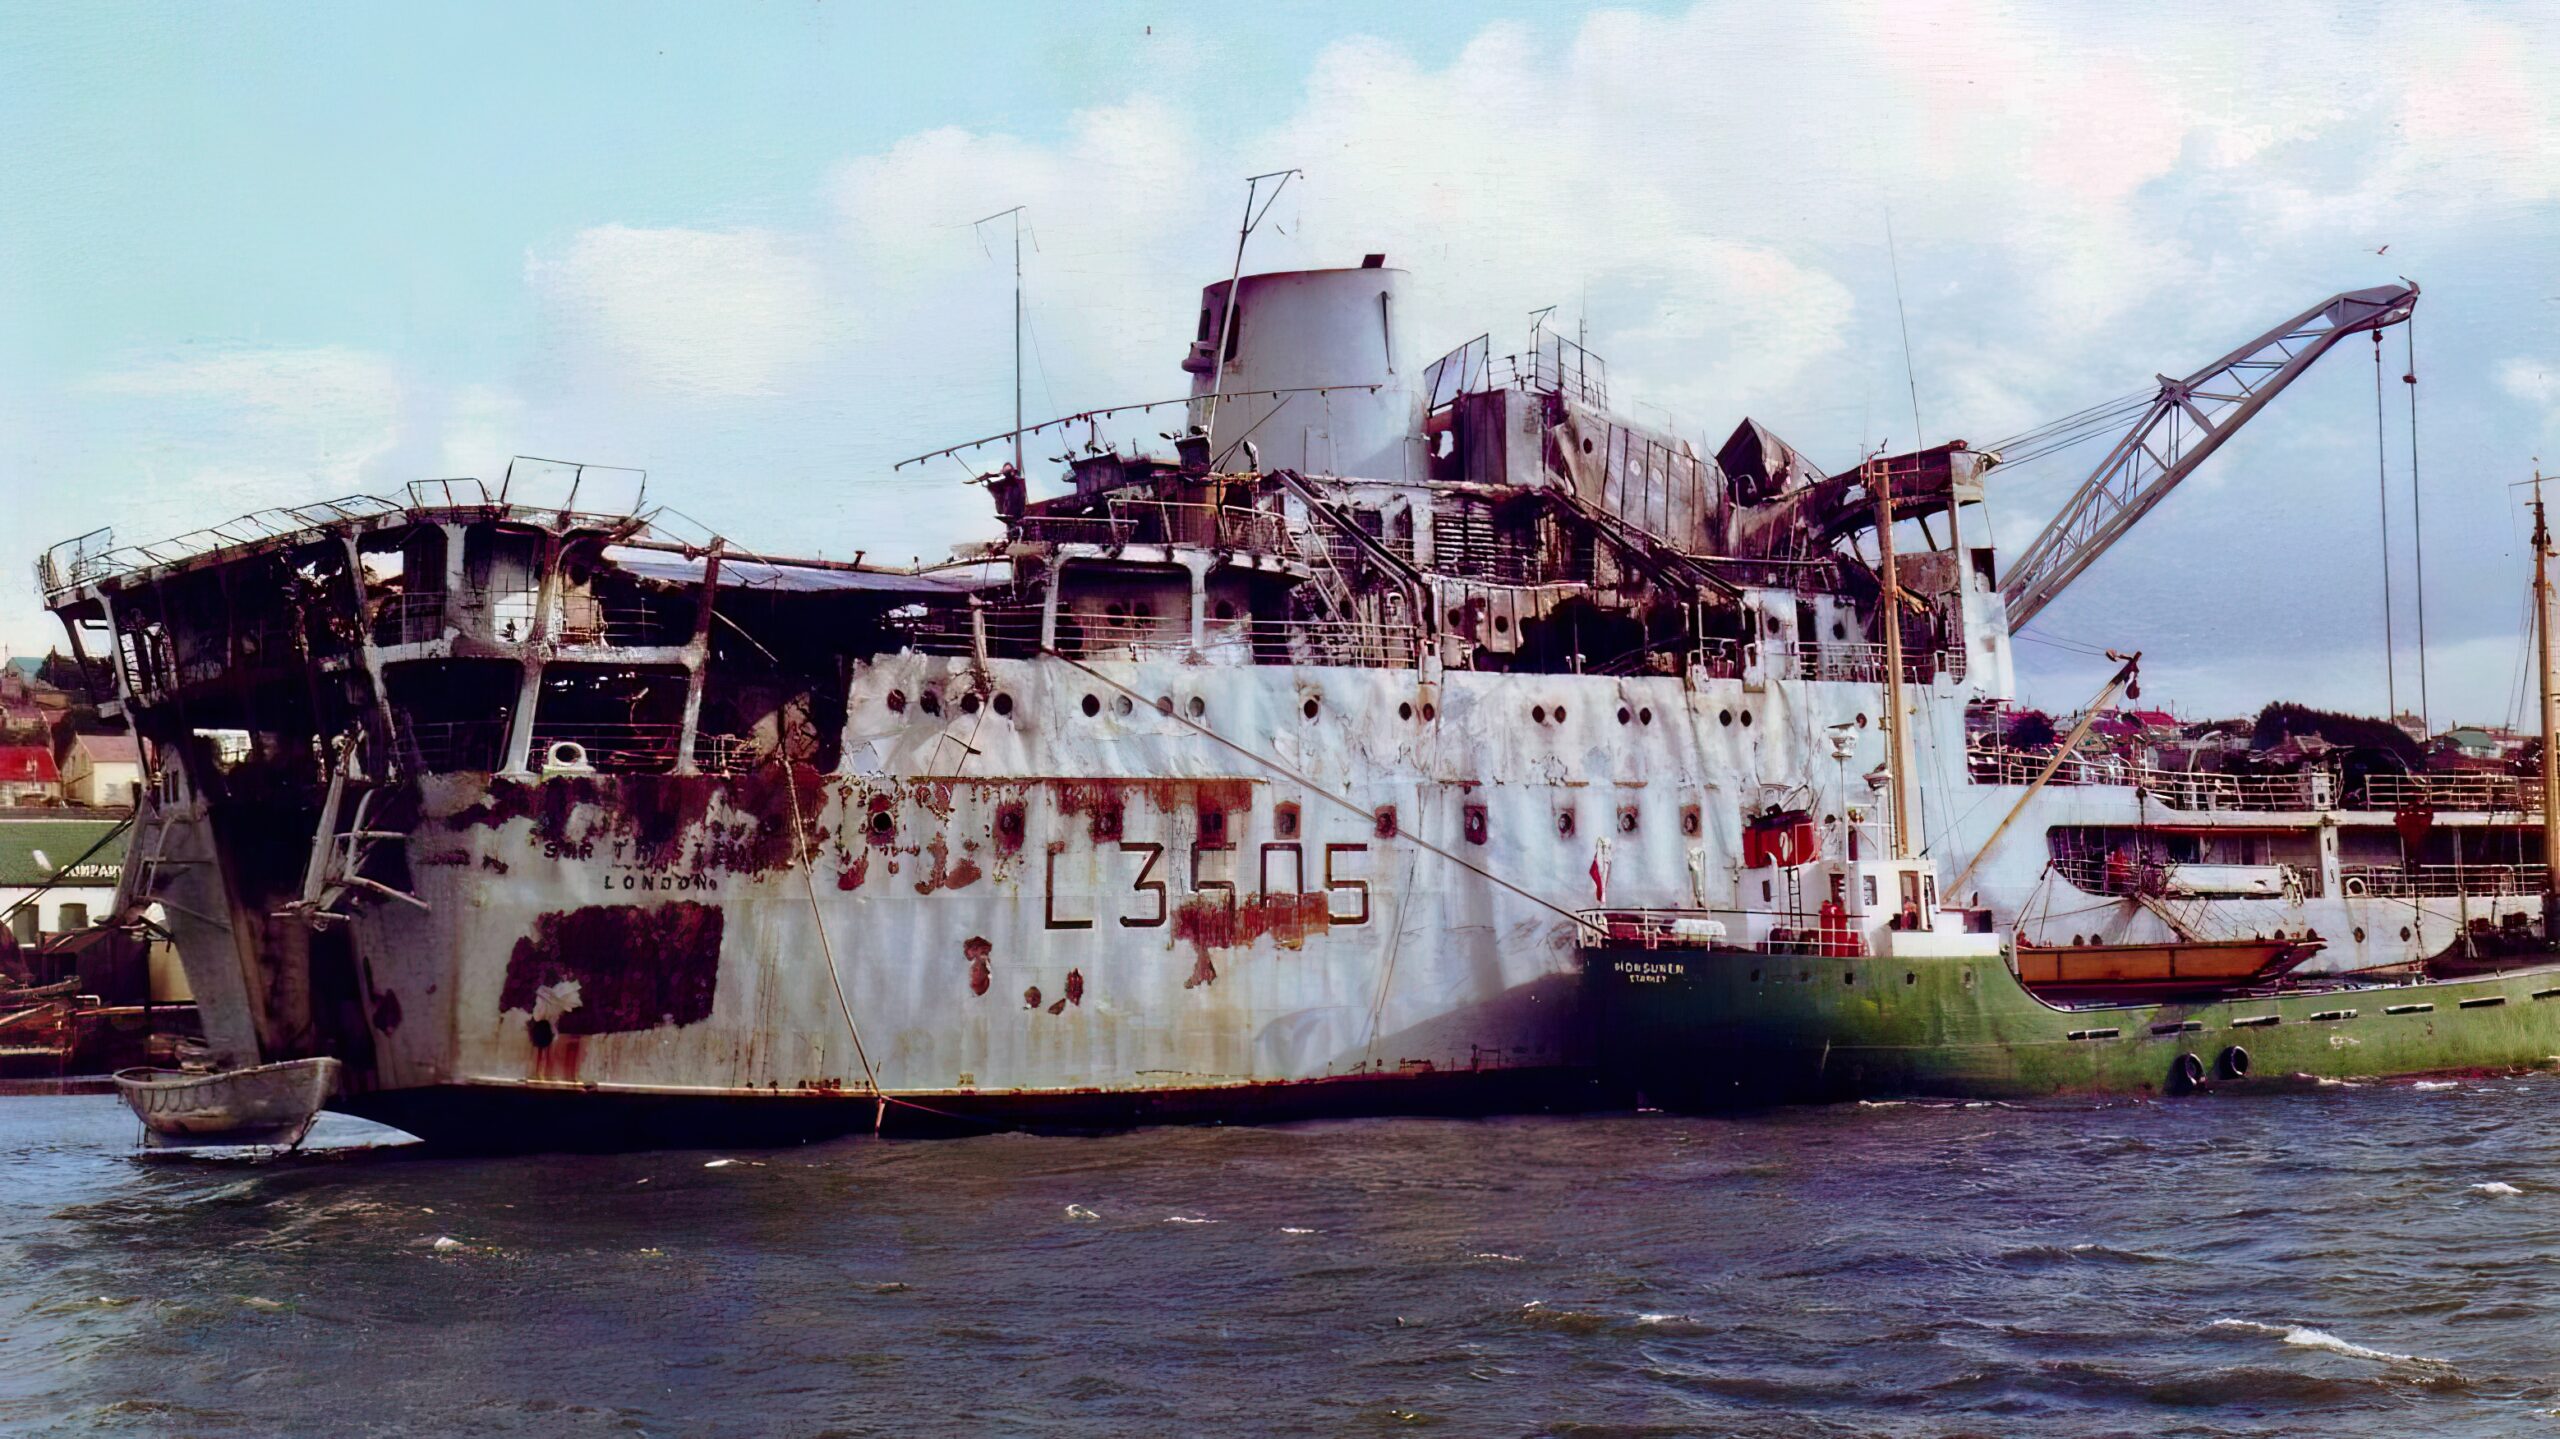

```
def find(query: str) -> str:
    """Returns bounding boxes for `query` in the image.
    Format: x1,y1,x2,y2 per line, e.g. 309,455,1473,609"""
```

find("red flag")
1590,853,1606,903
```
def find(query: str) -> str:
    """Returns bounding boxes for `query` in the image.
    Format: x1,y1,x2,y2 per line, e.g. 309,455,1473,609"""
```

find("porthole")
886,689,909,713
1113,695,1134,716
1581,437,1596,454
1832,621,1848,639
992,693,1014,717
1156,695,1175,716
961,692,983,715
1213,600,1236,620
1420,703,1436,721
1739,711,1753,727
1555,705,1568,722
1447,607,1466,627
1533,705,1548,724
1187,696,1205,719
2400,926,2412,942
920,691,942,717
1303,696,1321,720
1680,806,1701,837
867,809,895,838
1557,810,1576,837
1494,615,1511,634
1398,701,1414,721
1081,694,1101,717
1765,616,1783,635
1856,713,1869,728
1618,807,1639,833
1718,709,1733,726
2354,927,2367,942
1617,706,1633,725
1638,707,1652,725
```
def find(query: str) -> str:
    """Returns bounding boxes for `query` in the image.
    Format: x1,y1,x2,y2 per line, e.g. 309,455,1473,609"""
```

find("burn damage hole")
1464,804,1489,846
995,801,1027,852
887,689,909,714
1081,693,1101,717
1274,801,1301,839
920,691,942,717
527,1017,555,1049
1681,804,1702,837
1200,807,1229,846
992,693,1014,718
1374,805,1398,840
1303,696,1321,720
1092,804,1124,842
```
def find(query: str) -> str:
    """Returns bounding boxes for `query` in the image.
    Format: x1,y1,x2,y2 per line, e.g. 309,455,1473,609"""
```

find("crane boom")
1999,282,2418,631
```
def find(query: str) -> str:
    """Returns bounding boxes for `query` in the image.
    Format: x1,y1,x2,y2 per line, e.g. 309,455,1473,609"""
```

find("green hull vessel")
1589,938,2560,1108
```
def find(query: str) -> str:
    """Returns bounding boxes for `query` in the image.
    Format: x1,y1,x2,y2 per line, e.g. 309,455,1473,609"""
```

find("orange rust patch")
913,833,985,894
965,936,992,996
1064,968,1084,1006
1172,889,1333,954
837,850,869,891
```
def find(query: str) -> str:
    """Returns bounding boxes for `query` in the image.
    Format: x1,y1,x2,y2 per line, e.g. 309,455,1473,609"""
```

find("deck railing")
2338,863,2541,899
1763,640,1967,686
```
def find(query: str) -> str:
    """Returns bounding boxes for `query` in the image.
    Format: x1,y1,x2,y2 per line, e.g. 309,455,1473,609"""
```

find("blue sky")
5,2,2558,723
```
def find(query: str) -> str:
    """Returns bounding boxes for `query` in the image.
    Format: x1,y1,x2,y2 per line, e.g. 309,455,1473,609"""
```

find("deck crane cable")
2407,314,2431,732
2374,332,2401,723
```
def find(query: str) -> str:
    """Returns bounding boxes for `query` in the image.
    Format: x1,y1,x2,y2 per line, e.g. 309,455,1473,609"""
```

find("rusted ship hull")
245,657,1885,1148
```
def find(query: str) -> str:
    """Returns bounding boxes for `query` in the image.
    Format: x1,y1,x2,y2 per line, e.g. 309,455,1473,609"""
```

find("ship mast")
1202,169,1300,440
2536,473,2558,900
1872,458,1917,859
972,205,1028,478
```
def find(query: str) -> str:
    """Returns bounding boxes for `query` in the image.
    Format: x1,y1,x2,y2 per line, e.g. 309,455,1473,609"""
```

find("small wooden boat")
112,1057,341,1149
2013,935,2321,1002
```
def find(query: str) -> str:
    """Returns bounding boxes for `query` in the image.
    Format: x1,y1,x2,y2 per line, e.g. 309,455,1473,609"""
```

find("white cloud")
81,345,406,501
526,226,833,399
2499,358,2560,413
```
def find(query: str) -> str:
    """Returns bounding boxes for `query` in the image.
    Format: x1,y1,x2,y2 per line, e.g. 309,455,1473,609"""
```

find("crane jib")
1998,282,2419,631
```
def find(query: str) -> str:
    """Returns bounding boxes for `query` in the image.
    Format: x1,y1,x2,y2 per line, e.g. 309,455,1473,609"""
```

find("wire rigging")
2373,333,2399,722
2405,315,2431,732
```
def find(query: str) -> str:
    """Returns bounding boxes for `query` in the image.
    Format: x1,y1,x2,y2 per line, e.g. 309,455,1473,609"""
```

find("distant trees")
2251,702,2421,764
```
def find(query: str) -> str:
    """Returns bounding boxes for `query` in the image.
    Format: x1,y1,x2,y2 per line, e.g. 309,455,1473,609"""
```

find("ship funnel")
1186,265,1426,481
